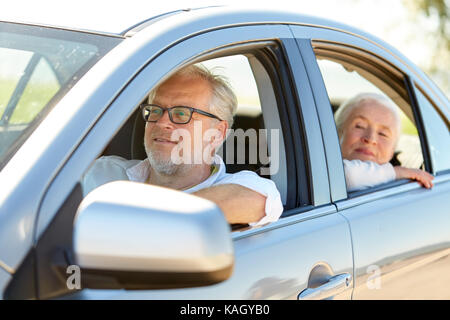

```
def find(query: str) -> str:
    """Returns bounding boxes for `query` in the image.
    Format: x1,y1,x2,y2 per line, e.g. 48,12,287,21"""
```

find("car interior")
99,53,289,231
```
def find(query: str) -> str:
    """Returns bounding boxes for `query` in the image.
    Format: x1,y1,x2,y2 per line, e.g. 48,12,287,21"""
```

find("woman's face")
339,100,399,164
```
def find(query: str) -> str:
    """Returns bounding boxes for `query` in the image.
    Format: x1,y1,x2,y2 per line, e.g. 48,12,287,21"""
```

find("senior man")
335,92,434,192
82,64,283,226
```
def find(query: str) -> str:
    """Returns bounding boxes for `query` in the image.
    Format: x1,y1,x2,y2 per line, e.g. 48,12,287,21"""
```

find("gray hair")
335,92,402,139
148,64,237,128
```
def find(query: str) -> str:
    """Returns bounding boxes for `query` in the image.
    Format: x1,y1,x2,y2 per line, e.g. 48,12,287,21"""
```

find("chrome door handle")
298,273,352,300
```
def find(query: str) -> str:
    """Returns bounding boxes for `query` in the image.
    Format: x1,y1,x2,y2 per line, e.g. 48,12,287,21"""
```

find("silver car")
0,6,449,300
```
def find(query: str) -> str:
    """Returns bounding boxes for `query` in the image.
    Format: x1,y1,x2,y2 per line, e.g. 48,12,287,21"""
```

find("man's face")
144,74,226,174
339,101,398,165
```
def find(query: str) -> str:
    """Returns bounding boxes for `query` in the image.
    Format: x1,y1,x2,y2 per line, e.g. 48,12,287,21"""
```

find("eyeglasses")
141,104,222,124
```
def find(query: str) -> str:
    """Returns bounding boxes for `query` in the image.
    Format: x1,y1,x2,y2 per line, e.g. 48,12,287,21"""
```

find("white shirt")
343,159,396,192
82,154,283,227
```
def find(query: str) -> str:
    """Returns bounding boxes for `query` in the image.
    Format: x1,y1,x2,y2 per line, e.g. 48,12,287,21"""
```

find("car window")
8,56,60,124
414,86,450,173
317,58,423,171
87,49,294,229
201,56,268,173
0,22,121,169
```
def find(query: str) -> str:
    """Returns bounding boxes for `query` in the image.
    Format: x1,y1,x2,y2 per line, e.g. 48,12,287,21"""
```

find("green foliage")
0,78,59,124
414,0,449,47
404,0,450,96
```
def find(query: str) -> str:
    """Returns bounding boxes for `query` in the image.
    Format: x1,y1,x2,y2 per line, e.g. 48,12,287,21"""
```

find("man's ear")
217,120,228,142
209,120,228,150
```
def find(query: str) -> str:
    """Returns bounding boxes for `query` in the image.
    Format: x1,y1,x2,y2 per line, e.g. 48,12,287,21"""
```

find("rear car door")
292,24,450,299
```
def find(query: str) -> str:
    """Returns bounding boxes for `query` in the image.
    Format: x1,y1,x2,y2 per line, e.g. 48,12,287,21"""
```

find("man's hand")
394,166,434,189
193,184,266,224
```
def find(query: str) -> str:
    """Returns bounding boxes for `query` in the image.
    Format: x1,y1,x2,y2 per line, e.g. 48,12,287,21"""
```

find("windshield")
0,22,121,168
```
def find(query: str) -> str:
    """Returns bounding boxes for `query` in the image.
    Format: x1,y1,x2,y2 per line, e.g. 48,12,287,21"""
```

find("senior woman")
335,92,434,192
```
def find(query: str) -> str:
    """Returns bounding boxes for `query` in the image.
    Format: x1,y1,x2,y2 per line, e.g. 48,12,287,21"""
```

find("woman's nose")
362,129,376,144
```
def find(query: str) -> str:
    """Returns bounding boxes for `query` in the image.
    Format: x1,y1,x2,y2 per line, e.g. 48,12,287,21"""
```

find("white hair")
148,63,237,128
335,92,402,141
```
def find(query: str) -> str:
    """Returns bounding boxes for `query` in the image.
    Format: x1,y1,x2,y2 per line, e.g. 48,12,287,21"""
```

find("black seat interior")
101,108,145,160
221,112,268,176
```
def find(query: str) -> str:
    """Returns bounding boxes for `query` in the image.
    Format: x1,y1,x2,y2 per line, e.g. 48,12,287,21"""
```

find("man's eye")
355,124,365,129
379,131,389,138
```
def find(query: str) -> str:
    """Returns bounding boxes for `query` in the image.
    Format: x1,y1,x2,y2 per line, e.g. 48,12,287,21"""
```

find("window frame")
181,44,297,208
411,82,450,175
292,28,437,202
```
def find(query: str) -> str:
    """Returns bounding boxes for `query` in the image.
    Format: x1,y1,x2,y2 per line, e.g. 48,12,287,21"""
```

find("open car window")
89,48,294,231
317,58,423,170
312,45,433,196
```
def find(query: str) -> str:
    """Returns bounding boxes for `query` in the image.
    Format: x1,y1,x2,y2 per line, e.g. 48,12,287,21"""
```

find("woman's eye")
379,132,389,138
355,123,365,129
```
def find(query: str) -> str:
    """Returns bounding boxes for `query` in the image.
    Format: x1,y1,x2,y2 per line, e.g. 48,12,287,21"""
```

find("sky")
2,0,448,96
0,0,432,62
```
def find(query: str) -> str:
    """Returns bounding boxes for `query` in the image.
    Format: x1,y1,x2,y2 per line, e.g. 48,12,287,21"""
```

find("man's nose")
155,110,175,129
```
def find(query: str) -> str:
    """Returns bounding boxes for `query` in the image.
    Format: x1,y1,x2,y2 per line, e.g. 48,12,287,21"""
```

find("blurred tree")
403,0,449,96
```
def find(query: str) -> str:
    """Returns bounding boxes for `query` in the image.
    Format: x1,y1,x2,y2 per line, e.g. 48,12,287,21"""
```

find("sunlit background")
2,0,449,98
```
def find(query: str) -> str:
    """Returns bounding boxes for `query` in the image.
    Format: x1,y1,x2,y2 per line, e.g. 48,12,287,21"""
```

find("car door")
292,24,450,299
4,13,353,300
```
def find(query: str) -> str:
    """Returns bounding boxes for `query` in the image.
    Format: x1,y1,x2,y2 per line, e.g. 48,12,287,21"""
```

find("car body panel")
66,206,353,299
0,7,448,299
292,37,347,203
281,38,331,206
338,176,450,299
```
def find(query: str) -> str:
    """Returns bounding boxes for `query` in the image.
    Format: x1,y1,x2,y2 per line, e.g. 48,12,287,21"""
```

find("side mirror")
73,181,234,290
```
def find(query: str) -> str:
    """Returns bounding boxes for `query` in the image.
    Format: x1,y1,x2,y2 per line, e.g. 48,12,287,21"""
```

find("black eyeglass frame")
140,103,223,124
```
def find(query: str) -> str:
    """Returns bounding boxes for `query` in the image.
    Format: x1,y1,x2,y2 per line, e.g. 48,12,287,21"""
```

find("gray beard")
144,138,213,177
146,145,199,177
146,148,180,176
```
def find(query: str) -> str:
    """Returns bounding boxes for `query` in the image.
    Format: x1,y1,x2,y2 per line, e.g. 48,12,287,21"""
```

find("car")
0,5,449,300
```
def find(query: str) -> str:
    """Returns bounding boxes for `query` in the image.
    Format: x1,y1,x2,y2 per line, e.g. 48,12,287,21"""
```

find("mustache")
150,129,183,142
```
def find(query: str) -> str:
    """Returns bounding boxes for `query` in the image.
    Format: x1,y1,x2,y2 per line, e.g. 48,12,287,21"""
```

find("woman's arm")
343,159,396,192
393,166,434,189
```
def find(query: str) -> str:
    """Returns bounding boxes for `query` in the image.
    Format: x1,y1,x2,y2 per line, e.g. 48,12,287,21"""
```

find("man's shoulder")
82,156,142,196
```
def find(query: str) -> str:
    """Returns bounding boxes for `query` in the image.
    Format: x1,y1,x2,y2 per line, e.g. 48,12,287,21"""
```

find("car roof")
1,3,361,37
0,2,201,35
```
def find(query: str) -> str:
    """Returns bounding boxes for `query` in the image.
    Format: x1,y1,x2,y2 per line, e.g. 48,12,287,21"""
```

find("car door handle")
298,273,352,300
